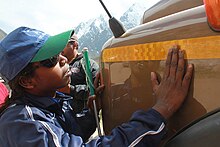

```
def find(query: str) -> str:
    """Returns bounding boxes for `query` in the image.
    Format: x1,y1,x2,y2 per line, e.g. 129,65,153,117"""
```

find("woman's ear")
19,76,35,89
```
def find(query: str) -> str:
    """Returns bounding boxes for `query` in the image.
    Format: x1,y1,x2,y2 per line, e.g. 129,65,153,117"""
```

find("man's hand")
151,45,194,119
87,72,105,111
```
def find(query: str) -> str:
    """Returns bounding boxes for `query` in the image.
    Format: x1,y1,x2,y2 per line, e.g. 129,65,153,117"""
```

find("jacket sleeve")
0,105,166,147
64,108,166,147
60,108,166,146
88,108,167,147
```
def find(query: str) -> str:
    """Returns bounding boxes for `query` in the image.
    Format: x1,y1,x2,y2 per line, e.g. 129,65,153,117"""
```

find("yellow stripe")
101,36,220,62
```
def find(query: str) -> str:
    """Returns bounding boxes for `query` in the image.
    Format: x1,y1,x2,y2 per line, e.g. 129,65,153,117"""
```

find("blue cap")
0,27,73,81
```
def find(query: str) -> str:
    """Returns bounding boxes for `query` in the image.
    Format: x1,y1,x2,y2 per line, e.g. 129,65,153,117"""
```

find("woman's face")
29,54,71,96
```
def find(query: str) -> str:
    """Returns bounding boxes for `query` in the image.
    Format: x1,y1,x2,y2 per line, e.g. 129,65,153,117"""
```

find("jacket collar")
20,91,72,115
69,53,83,65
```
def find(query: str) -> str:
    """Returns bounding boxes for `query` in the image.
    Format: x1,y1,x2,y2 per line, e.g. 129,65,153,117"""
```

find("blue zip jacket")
0,92,167,147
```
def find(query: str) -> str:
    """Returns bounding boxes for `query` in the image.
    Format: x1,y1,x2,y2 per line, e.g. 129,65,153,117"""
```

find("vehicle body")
100,0,220,146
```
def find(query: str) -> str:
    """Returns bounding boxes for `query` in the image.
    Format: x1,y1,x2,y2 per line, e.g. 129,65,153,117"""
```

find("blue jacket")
0,92,167,147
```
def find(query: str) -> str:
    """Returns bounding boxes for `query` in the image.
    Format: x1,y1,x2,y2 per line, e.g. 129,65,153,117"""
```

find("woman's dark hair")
0,63,36,114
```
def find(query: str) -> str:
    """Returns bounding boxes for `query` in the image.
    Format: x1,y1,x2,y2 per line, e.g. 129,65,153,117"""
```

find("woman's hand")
151,45,194,119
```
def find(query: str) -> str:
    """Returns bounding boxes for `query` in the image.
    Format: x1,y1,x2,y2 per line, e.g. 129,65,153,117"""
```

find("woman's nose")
59,54,68,66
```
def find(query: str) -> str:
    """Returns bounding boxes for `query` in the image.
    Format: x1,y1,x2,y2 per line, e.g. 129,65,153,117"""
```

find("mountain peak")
75,2,149,58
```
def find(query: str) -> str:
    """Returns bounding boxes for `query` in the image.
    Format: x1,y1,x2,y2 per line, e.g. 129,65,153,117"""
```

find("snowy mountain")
75,2,149,59
120,3,148,29
0,29,6,40
75,15,112,58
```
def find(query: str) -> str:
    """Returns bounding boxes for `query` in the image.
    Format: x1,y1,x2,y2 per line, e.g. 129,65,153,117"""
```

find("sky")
0,0,160,35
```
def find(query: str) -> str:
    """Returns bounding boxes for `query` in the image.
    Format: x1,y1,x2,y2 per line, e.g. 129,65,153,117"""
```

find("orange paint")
204,0,220,31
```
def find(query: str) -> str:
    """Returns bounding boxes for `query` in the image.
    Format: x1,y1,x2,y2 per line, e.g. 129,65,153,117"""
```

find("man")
59,31,99,114
58,32,100,141
0,27,193,146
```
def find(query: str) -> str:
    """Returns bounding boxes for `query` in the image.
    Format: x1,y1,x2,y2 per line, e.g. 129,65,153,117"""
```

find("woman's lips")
65,69,72,77
64,66,72,77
